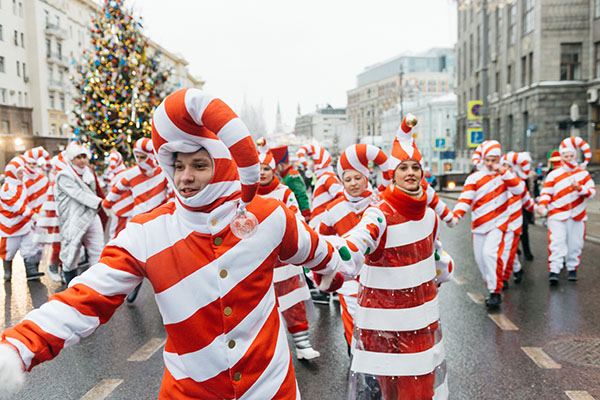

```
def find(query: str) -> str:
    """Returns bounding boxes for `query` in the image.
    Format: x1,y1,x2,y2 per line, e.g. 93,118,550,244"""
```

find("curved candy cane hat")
501,151,531,179
337,143,391,189
297,144,332,172
559,136,591,169
388,114,423,174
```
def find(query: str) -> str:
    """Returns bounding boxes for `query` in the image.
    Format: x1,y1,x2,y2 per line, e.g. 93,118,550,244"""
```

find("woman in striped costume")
319,143,390,355
256,139,320,360
536,136,596,284
0,88,345,399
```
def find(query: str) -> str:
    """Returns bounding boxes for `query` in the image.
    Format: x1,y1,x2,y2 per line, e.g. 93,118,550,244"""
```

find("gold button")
220,269,228,278
214,237,223,246
233,372,242,381
211,218,218,226
228,340,236,349
224,306,232,316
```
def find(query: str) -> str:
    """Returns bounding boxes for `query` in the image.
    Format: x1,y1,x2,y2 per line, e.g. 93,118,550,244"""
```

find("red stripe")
358,280,437,309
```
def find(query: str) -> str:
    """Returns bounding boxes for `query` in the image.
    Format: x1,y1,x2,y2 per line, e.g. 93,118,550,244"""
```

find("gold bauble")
405,113,418,127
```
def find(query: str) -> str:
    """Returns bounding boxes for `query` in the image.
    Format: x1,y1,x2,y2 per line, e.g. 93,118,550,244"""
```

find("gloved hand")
0,343,25,397
30,212,41,224
535,204,548,217
312,271,344,293
446,217,458,228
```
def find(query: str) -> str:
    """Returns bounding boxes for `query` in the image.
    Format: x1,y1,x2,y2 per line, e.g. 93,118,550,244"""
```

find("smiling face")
173,149,214,198
562,151,576,163
259,164,275,186
342,170,367,197
394,160,422,192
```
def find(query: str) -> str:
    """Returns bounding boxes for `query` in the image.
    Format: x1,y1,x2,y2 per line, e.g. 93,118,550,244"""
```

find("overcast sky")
130,0,457,132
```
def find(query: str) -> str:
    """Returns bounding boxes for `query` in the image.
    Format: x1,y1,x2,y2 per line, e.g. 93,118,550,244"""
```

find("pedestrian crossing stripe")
565,391,596,400
521,347,561,369
488,314,519,331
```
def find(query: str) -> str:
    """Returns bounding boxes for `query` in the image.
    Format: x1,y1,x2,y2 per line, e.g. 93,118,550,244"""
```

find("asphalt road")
2,202,600,399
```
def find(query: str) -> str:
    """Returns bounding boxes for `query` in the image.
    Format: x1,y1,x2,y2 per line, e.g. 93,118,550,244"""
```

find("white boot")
296,346,321,360
0,344,25,397
292,331,320,360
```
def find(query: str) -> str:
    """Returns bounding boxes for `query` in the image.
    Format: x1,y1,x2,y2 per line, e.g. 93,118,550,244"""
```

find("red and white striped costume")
453,141,526,294
103,151,133,238
500,152,534,281
22,147,50,213
104,150,127,193
0,88,341,399
0,156,37,261
297,144,343,229
538,137,596,274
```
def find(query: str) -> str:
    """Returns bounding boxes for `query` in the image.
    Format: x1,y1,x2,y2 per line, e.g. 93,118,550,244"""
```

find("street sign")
468,100,483,120
434,137,447,151
467,128,483,148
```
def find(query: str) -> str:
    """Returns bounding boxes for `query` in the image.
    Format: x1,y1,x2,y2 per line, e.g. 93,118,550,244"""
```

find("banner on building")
467,128,483,148
468,100,483,120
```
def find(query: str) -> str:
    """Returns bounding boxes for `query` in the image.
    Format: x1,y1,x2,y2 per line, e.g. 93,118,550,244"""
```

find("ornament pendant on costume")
405,113,418,128
369,193,381,206
230,204,259,239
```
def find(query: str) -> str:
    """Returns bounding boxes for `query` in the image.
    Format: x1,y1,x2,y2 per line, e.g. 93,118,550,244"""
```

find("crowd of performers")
0,88,595,399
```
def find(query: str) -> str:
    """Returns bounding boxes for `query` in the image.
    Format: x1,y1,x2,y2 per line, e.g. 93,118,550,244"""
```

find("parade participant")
256,140,320,360
452,140,526,309
297,144,343,230
0,156,43,281
54,143,106,285
34,153,69,282
271,144,312,222
536,137,596,284
102,150,133,239
499,152,534,287
22,147,50,214
0,88,344,399
334,114,452,399
319,143,390,353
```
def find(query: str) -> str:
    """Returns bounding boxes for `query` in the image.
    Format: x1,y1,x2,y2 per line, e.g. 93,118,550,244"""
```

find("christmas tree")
72,0,171,164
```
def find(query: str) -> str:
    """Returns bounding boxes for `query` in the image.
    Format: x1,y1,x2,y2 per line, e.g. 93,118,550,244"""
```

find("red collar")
382,184,427,220
257,176,280,195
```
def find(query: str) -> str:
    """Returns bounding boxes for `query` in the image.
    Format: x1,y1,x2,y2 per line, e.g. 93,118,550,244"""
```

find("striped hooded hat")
337,143,391,191
297,144,333,174
4,155,26,184
105,150,126,182
388,114,422,174
501,151,531,179
256,137,276,170
51,152,68,172
133,137,158,175
151,88,259,211
471,140,501,169
559,136,591,169
23,146,50,176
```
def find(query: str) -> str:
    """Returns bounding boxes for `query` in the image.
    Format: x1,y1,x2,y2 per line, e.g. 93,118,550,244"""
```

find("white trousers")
65,214,104,272
0,233,41,262
472,229,506,294
547,219,586,274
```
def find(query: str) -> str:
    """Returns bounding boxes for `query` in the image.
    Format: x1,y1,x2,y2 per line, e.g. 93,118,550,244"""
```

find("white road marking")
488,314,519,331
80,379,123,400
521,347,561,369
566,391,596,400
127,338,166,362
453,277,467,285
467,292,485,304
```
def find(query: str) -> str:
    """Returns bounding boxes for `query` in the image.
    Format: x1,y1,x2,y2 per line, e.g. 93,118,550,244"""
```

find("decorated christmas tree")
72,0,171,164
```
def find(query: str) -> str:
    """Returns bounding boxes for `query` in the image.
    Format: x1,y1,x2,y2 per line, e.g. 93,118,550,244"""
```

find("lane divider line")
466,292,485,304
488,314,519,331
521,347,561,369
453,277,468,285
80,379,123,400
566,391,596,400
127,338,166,362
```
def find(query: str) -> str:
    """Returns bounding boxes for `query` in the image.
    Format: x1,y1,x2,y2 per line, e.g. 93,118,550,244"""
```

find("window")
495,70,500,94
46,38,51,58
58,69,63,83
18,1,21,17
0,56,4,73
44,10,49,28
528,52,533,85
22,62,26,79
60,94,65,111
13,30,17,45
57,42,62,60
477,25,481,67
596,42,600,78
17,91,22,106
23,92,27,106
21,123,28,135
560,43,582,80
469,34,474,74
47,65,52,81
0,24,3,41
16,61,20,76
55,15,59,28
508,4,516,46
507,64,512,85
521,56,527,87
50,124,56,136
523,0,534,34
20,32,23,47
49,94,55,109
496,7,503,50
596,0,600,18
1,120,9,133
12,0,15,15
0,89,6,104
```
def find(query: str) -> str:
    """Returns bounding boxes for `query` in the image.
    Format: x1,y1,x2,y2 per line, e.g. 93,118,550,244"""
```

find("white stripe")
74,263,143,297
433,375,449,400
385,209,435,248
453,277,467,285
273,264,303,283
80,379,123,400
277,286,310,311
24,300,100,347
521,346,561,369
565,391,596,400
351,339,445,376
5,337,36,370
184,88,216,127
237,163,260,186
467,292,485,304
359,255,436,290
37,217,59,227
488,313,519,331
127,338,166,361
217,118,252,148
355,296,439,331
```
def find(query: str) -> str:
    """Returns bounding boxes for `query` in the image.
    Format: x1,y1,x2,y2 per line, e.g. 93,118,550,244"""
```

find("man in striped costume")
536,136,596,284
0,88,344,399
0,156,44,281
256,140,320,360
452,140,526,309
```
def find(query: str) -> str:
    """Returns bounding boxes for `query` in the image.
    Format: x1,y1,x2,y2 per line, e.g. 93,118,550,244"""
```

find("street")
3,199,600,399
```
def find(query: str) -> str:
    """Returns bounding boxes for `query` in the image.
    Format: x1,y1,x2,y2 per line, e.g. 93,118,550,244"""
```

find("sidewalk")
438,188,600,244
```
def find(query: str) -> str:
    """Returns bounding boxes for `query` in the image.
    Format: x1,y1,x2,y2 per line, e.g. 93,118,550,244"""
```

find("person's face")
16,169,24,180
134,151,148,163
484,155,499,171
562,151,576,163
259,164,275,186
503,163,513,173
343,170,367,197
394,160,422,191
26,161,37,171
173,149,214,198
72,154,88,169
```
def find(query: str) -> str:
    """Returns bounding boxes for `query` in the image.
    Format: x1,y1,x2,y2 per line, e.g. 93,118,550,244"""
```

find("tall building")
455,0,600,171
0,0,202,167
347,48,455,141
294,105,347,156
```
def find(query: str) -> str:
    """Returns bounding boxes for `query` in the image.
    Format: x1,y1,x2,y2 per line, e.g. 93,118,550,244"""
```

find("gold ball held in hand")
256,137,266,147
405,113,418,128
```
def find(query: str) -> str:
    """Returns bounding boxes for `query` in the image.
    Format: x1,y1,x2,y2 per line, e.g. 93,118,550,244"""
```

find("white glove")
535,205,548,217
30,212,41,223
446,217,458,228
0,344,25,397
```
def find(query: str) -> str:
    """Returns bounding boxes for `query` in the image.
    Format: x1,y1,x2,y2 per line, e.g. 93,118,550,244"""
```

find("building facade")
294,105,348,156
0,0,202,167
456,0,600,171
346,48,455,142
